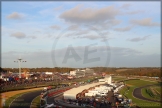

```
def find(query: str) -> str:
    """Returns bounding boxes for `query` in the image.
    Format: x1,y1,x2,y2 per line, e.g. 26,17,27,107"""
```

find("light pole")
14,58,27,78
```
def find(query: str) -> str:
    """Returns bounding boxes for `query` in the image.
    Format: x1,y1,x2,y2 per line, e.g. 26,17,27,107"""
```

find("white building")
69,71,76,76
63,82,101,100
45,72,53,75
69,69,85,77
105,75,112,84
98,75,112,84
69,68,94,77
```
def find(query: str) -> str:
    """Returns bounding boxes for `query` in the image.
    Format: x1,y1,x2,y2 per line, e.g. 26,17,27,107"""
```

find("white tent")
63,82,101,100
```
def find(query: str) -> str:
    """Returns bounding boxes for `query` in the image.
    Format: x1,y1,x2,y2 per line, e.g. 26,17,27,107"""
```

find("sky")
1,1,161,68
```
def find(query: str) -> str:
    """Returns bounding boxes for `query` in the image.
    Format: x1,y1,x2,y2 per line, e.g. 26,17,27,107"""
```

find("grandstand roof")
63,82,101,99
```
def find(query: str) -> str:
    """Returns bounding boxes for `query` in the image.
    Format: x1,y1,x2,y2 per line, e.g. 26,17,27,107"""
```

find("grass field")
141,88,161,101
119,79,161,108
119,86,128,99
30,96,40,108
153,85,161,95
113,77,127,81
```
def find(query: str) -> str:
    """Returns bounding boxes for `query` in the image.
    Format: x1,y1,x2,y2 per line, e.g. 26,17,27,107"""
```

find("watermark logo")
51,25,111,72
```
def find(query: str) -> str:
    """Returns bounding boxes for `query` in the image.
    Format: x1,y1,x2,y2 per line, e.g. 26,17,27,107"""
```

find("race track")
9,90,42,108
133,84,161,103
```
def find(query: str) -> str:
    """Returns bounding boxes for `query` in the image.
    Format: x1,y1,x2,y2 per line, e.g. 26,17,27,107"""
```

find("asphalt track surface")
133,84,161,103
9,90,42,108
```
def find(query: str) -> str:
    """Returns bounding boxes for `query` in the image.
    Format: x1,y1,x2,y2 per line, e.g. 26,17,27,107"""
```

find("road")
133,84,161,103
9,90,42,108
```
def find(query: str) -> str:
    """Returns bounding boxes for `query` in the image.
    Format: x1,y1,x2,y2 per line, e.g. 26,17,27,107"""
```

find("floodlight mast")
14,58,27,78
18,58,22,78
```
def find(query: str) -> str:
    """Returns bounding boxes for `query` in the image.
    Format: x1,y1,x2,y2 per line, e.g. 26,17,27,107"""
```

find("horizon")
1,66,161,69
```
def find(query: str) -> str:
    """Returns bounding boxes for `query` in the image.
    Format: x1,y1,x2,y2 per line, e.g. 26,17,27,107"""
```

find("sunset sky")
1,1,161,68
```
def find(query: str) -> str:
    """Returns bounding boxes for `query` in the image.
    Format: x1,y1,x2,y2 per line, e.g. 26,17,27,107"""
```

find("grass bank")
30,96,40,108
120,79,161,108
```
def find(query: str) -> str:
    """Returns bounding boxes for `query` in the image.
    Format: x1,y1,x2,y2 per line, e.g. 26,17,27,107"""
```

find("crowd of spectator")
63,95,113,108
0,73,65,91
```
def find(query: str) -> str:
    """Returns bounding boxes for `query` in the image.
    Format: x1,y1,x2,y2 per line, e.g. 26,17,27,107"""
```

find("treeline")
1,67,161,77
105,68,161,77
1,67,117,73
0,67,75,73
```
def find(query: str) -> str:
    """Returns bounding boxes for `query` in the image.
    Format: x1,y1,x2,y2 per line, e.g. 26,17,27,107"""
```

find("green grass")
119,80,161,108
155,87,161,94
113,77,127,81
141,88,160,101
124,79,157,87
30,96,40,108
119,86,128,99
119,86,127,94
153,85,161,95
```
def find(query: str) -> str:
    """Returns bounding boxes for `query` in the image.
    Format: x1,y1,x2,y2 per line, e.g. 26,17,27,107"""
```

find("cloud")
79,35,113,43
114,26,132,32
60,5,121,24
64,27,111,41
52,45,142,61
79,35,103,40
51,45,142,67
6,12,24,19
131,18,160,27
108,19,122,26
75,30,89,35
50,25,60,30
126,10,144,15
30,36,37,39
2,50,53,68
53,45,141,56
127,35,151,42
65,30,89,38
110,46,141,55
11,32,26,39
97,19,122,29
2,50,160,68
120,3,131,9
77,35,110,41
67,25,79,30
101,37,114,42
